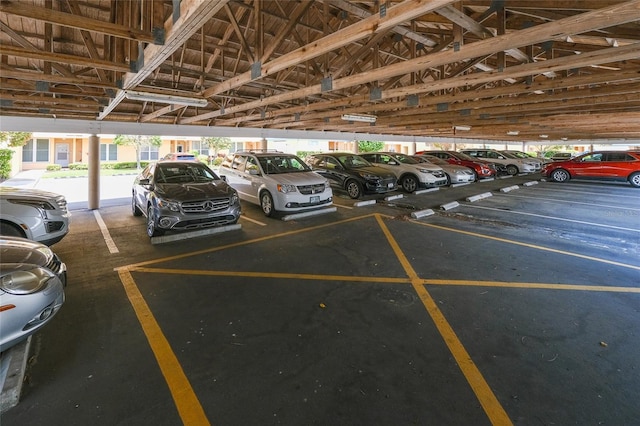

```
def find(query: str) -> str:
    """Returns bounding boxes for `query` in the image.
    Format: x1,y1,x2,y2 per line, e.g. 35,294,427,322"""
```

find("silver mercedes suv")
219,151,333,217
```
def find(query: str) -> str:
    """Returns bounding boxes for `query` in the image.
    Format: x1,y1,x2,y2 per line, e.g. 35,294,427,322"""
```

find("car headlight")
358,172,378,180
1,267,54,295
156,198,180,212
324,181,330,189
417,168,430,174
277,184,297,193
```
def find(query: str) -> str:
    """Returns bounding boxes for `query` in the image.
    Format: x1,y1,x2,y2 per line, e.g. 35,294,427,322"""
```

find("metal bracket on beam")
172,0,181,23
251,62,262,80
321,76,333,92
35,81,49,92
152,27,165,45
379,3,387,18
407,94,418,107
436,103,448,112
370,87,382,101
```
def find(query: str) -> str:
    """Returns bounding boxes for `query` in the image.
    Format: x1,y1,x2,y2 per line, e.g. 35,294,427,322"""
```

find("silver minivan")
219,151,332,217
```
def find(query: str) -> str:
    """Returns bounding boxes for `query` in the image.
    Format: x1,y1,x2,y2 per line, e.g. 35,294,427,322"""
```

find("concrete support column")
88,134,100,210
409,142,417,155
260,138,268,151
353,140,358,153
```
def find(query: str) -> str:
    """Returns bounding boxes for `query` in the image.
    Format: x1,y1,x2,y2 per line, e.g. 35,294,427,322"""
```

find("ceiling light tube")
124,90,208,107
341,113,377,123
507,130,519,136
453,125,471,131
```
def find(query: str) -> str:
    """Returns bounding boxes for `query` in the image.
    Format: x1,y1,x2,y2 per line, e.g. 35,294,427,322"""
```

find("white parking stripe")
463,204,640,233
497,193,640,211
93,210,119,253
240,215,266,226
537,186,640,200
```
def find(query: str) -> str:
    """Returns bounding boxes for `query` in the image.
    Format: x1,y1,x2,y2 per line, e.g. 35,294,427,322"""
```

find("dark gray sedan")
132,161,241,238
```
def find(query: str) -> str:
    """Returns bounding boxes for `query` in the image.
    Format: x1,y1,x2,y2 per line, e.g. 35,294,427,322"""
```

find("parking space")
3,175,639,425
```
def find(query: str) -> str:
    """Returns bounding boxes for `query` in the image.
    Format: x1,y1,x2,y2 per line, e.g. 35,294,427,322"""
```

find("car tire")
345,179,363,199
260,191,275,217
506,164,519,175
401,175,418,193
550,168,570,183
0,222,25,238
132,194,142,216
146,206,164,237
629,172,640,188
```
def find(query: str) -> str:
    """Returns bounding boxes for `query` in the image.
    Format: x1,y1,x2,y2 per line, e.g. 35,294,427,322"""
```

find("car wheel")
629,172,640,188
506,164,519,175
146,206,164,237
260,191,275,217
550,168,570,183
401,175,418,193
345,179,363,199
0,222,26,238
132,194,142,216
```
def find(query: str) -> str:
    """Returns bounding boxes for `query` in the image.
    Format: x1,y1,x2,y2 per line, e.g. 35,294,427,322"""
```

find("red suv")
417,150,496,180
542,150,640,188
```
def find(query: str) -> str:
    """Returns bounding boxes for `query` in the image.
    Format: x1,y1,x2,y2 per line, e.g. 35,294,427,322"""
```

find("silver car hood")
0,186,64,201
264,171,327,185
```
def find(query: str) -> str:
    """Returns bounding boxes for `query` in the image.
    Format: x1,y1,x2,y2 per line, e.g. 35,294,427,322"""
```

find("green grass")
42,168,140,178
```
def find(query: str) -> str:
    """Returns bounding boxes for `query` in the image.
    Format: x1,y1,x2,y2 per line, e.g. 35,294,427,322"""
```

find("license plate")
310,196,319,203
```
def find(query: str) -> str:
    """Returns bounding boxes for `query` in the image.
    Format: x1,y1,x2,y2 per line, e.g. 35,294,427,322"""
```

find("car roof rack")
236,149,283,154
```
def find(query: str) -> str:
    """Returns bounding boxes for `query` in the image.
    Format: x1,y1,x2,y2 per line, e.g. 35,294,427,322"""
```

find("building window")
22,138,50,162
100,143,118,161
140,144,159,161
192,141,209,156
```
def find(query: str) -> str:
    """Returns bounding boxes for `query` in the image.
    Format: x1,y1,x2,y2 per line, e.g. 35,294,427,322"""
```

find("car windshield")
336,154,371,168
155,164,218,183
258,155,310,174
392,153,419,164
455,152,475,161
423,156,447,165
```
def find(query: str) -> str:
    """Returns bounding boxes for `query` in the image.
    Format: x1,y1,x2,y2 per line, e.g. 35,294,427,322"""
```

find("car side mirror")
248,169,260,175
220,175,228,182
139,178,150,185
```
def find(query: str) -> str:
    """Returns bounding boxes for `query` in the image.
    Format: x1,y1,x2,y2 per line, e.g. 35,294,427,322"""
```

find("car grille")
297,184,326,195
174,215,237,230
45,221,66,233
181,198,231,213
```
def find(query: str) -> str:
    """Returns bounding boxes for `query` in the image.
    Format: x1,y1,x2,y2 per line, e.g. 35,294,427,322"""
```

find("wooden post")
88,134,100,210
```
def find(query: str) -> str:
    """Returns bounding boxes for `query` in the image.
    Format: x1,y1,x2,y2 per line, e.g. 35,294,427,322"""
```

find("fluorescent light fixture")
539,134,549,139
452,125,471,131
341,113,377,123
507,130,519,136
124,90,208,107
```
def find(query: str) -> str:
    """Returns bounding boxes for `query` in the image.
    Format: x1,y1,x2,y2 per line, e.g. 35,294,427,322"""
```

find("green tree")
0,131,32,147
357,140,384,152
114,134,162,169
200,136,232,162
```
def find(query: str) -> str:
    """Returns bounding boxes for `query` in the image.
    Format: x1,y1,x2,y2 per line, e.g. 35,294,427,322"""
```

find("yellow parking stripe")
375,215,513,426
117,269,210,426
424,279,640,293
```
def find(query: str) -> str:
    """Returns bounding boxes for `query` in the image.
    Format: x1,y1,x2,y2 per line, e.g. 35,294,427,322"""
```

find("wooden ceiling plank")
0,0,158,44
184,1,640,126
202,0,457,97
0,21,76,78
223,3,255,64
99,0,229,120
0,45,130,73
